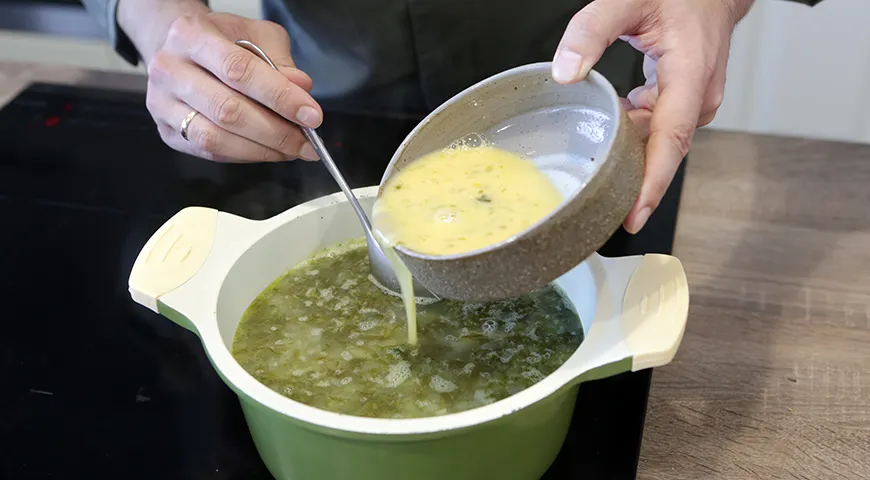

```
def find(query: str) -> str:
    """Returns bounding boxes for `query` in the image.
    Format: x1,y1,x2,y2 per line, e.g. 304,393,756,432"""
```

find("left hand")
552,0,754,233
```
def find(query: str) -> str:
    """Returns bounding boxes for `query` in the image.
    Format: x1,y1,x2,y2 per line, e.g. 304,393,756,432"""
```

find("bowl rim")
377,62,624,261
197,187,626,437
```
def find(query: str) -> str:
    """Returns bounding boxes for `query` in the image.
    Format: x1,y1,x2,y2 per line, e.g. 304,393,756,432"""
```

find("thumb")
552,0,645,84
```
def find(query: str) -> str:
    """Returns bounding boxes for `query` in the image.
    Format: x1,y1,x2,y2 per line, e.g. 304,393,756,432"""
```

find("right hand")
144,12,322,163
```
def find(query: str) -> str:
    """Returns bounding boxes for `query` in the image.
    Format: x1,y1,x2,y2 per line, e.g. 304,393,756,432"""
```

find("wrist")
117,0,211,64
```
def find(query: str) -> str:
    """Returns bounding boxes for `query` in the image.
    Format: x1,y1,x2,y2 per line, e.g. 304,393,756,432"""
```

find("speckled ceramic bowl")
379,62,645,301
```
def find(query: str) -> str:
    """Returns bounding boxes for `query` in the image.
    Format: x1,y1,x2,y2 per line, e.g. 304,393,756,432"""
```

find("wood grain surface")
639,131,870,479
1,63,868,479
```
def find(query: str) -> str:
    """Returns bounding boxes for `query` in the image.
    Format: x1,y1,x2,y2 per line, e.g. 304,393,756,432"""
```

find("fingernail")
627,207,651,235
296,106,322,129
552,47,585,84
299,142,319,161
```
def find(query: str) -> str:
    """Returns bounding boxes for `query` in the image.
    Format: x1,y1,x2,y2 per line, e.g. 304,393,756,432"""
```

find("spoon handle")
234,40,375,238
300,126,376,236
234,40,438,300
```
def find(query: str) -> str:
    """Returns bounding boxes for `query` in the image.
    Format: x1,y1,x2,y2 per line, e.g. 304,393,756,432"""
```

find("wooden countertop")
642,131,870,478
2,62,868,479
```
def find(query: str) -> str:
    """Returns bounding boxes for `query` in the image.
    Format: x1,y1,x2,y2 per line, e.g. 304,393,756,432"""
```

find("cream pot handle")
128,207,219,315
621,254,690,371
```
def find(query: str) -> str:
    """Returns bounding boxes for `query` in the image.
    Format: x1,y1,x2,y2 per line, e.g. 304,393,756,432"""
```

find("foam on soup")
231,238,583,419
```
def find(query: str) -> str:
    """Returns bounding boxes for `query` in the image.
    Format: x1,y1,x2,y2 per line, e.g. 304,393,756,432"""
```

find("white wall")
709,0,870,144
211,0,263,20
0,0,866,144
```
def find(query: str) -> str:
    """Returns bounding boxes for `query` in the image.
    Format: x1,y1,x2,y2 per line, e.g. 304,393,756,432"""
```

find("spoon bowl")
378,62,645,301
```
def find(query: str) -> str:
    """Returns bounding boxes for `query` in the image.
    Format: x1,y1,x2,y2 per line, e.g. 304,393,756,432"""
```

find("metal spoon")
235,40,438,299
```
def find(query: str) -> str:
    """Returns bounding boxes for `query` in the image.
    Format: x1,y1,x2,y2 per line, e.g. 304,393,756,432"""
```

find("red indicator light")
44,116,60,127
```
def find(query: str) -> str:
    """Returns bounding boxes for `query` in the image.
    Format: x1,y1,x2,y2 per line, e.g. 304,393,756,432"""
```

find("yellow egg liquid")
372,143,564,345
373,231,418,346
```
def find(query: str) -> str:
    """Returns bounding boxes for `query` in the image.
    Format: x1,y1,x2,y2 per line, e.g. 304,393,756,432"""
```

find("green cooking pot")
128,187,688,480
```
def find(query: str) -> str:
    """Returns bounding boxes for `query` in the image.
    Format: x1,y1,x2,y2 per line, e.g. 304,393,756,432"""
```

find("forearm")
117,0,211,64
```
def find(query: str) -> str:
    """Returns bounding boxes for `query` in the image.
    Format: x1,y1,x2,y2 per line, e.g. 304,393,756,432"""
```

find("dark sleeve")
782,0,825,4
81,0,141,66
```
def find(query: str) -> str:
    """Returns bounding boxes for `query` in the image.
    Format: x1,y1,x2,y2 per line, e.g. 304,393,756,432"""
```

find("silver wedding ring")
180,110,199,141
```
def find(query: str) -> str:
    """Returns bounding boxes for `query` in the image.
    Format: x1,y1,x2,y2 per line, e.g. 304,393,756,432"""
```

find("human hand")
128,8,322,162
552,0,754,233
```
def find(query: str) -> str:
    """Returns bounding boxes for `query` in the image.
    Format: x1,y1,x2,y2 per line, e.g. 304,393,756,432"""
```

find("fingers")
627,84,657,111
164,15,323,129
151,92,287,163
552,0,645,84
148,51,317,161
642,54,656,81
698,37,731,127
627,52,724,128
697,110,717,128
200,41,322,128
619,97,652,139
623,54,710,234
627,56,658,110
240,19,314,91
217,16,291,62
627,82,721,128
627,107,652,140
277,66,314,92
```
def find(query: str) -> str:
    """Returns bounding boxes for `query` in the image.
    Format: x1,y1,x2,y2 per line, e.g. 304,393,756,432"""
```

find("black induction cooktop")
0,83,685,479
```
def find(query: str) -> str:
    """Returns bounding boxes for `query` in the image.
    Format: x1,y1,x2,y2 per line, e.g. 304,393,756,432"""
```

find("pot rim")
190,188,627,437
377,62,624,262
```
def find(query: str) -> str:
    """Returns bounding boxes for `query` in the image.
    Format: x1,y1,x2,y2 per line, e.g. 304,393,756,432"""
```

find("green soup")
231,238,583,419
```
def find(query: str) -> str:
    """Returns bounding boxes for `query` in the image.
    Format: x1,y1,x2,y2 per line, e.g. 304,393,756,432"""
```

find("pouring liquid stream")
372,232,418,346
373,135,564,346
